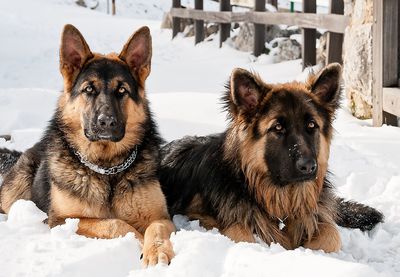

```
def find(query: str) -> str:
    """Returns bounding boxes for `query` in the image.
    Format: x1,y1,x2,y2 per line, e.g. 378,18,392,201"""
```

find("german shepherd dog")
160,64,383,252
0,25,174,266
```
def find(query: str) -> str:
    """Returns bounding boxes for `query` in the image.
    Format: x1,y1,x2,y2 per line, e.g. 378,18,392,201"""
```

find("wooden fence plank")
220,0,232,47
373,0,399,126
171,9,349,33
326,0,344,64
170,9,349,33
383,88,400,117
372,0,383,126
172,0,181,38
195,0,205,44
381,0,399,126
250,12,348,33
302,0,316,69
382,0,398,87
171,8,246,22
254,0,266,56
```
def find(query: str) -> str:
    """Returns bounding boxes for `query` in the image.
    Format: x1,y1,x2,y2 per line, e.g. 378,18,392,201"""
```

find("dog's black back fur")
160,134,253,225
0,149,21,175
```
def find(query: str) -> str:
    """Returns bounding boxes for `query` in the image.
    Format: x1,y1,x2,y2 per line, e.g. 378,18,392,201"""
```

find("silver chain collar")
73,145,138,175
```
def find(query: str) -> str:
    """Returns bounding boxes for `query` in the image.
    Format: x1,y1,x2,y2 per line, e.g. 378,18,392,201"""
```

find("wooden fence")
171,0,349,69
372,0,400,127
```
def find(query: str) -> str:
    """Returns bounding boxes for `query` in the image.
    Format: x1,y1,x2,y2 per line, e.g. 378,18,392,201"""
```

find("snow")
0,200,141,277
0,0,399,276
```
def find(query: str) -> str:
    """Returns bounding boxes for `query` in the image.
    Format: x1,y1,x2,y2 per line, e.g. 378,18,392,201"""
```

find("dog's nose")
295,157,317,175
97,114,117,129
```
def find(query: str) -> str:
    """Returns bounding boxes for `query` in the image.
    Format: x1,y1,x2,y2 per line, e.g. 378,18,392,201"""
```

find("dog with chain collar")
0,24,175,267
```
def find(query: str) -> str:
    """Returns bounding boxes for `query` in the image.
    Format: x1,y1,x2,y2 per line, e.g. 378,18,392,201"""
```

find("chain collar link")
74,145,138,175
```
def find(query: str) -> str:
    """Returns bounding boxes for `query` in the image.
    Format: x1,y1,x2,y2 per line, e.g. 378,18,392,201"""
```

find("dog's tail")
0,148,22,175
336,198,384,231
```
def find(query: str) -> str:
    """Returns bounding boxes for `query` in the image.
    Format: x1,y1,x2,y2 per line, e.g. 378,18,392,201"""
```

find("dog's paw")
141,238,174,267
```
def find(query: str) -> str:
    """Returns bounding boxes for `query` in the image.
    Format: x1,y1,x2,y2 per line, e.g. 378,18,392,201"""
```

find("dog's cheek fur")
239,127,269,187
122,90,147,147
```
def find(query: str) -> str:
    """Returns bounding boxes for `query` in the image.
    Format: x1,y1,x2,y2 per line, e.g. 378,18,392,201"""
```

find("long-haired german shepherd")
0,25,174,266
160,64,383,252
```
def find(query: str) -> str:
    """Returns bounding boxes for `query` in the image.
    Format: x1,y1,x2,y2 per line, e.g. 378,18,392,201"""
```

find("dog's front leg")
303,222,341,253
77,218,144,242
222,224,255,243
49,217,144,243
141,219,175,267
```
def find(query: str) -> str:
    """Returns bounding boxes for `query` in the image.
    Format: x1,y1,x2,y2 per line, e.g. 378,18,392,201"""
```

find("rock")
161,14,217,40
270,38,301,63
233,22,301,53
342,0,374,119
265,25,283,42
75,0,86,8
182,25,194,37
160,12,172,29
206,24,219,37
348,89,372,119
183,25,195,37
160,11,193,32
317,32,328,66
233,23,254,52
275,26,301,41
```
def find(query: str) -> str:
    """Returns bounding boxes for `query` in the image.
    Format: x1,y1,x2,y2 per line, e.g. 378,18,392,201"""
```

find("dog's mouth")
271,173,317,187
84,129,124,142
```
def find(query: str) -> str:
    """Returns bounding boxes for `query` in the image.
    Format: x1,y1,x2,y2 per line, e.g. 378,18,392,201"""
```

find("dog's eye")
274,123,283,132
307,121,317,129
118,87,127,94
84,85,93,93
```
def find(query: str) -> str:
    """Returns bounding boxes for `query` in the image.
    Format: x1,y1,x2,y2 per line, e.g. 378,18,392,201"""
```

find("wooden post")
195,0,205,44
382,0,398,87
373,0,399,126
382,0,399,126
220,0,231,47
302,0,316,69
268,0,278,9
254,0,266,56
372,0,383,126
112,0,116,15
172,0,181,38
326,0,344,64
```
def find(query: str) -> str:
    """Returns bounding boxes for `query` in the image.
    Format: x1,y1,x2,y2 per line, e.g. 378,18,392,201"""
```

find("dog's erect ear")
229,68,265,114
119,26,152,86
310,63,342,109
60,24,93,85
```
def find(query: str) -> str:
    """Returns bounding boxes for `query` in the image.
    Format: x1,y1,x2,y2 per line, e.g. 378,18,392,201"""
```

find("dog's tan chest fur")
49,160,169,233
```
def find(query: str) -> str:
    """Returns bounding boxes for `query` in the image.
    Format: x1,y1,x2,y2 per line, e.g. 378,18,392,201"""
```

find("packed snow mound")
0,200,142,277
0,200,390,277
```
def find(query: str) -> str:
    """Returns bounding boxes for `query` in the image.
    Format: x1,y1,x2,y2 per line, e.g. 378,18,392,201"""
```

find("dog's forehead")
80,57,131,80
262,88,318,120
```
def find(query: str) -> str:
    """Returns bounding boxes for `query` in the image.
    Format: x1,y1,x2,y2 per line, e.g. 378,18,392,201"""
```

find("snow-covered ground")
0,0,399,276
